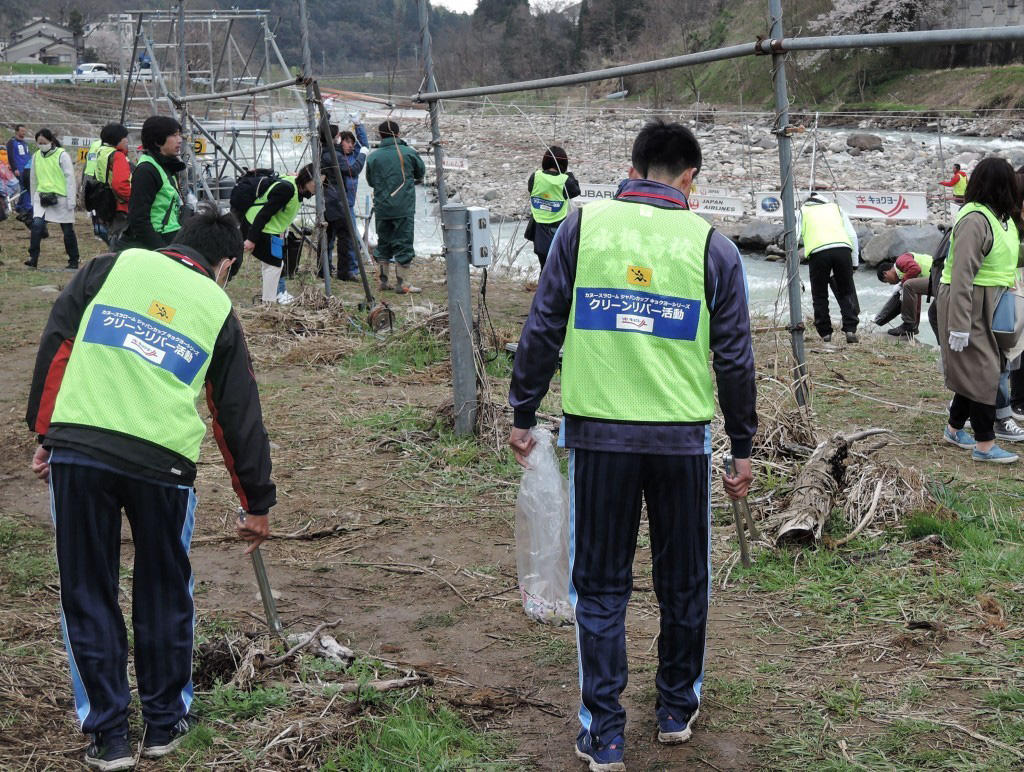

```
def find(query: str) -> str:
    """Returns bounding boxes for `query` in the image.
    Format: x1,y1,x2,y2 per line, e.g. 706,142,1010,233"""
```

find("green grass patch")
0,516,55,595
0,63,72,74
344,327,448,375
193,684,288,721
321,697,510,770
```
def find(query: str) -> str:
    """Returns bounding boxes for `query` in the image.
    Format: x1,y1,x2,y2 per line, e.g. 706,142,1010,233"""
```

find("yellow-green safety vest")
34,148,68,196
530,170,569,225
93,145,118,183
83,139,103,179
800,202,852,255
136,154,181,235
49,248,232,462
896,253,933,280
953,173,968,197
942,202,1020,288
561,199,714,424
246,176,300,235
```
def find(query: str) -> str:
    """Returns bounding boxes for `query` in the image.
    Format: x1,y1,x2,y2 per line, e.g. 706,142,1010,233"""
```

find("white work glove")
358,145,369,155
185,191,198,209
948,331,970,352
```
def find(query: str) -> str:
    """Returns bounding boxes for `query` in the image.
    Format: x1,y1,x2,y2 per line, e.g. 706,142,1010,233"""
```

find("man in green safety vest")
940,163,969,205
508,120,756,771
26,204,276,770
874,252,933,338
798,192,861,343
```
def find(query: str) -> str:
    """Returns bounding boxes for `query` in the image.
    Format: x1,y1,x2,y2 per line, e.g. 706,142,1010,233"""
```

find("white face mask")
37,142,51,151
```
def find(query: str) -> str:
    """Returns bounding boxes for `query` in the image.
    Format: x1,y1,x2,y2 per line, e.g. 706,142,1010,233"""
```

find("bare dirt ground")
1,215,1022,770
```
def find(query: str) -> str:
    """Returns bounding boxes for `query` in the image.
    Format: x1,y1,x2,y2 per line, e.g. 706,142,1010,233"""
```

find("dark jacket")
6,136,31,176
509,178,757,458
365,136,425,220
322,123,368,213
26,246,276,514
124,151,186,249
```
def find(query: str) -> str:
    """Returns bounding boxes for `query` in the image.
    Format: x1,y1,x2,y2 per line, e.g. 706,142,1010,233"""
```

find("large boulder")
736,221,784,249
860,224,943,266
846,133,884,152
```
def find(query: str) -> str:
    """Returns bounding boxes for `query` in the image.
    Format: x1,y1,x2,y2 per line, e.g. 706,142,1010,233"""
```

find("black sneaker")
85,730,134,771
887,325,917,338
23,258,37,268
821,333,832,342
845,332,859,344
142,716,192,759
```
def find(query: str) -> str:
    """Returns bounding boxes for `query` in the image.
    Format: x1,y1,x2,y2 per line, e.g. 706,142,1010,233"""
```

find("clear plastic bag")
515,427,574,626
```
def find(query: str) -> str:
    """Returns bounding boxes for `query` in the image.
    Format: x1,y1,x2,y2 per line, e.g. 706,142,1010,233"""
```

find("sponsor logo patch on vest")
627,265,652,286
148,300,176,322
82,305,209,384
574,288,701,341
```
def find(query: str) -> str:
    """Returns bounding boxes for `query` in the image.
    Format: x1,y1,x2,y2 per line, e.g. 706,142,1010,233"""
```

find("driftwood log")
774,428,890,544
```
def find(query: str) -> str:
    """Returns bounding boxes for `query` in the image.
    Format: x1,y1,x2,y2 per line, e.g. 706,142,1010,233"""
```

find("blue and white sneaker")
943,427,976,449
972,445,1019,464
84,726,134,771
575,730,625,771
142,716,192,759
656,705,699,744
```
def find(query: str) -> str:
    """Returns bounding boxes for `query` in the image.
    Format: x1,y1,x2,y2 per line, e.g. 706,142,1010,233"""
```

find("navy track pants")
569,448,711,744
48,461,197,734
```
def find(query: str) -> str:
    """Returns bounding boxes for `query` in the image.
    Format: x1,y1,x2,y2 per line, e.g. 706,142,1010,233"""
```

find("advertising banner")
755,191,928,221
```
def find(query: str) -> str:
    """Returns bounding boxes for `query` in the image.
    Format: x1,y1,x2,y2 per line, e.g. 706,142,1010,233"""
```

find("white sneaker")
276,291,296,305
994,417,1024,442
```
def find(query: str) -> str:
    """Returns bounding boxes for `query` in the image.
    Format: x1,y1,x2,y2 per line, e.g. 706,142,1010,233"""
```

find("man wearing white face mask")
26,204,275,770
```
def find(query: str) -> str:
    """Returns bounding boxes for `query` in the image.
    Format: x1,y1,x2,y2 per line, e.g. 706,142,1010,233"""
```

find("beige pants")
261,261,282,302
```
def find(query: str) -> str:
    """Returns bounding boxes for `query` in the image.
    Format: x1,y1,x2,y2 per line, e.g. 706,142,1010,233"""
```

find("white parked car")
74,62,110,75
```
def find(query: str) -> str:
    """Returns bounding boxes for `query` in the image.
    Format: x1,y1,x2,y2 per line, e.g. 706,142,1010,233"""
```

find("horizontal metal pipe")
415,25,1024,103
758,25,1024,53
170,75,304,105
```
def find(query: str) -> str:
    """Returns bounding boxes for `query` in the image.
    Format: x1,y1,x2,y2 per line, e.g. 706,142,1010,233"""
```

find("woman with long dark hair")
938,157,1024,463
25,128,80,270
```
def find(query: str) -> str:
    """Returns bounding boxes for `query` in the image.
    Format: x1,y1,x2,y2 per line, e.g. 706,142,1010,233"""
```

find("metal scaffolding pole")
768,0,808,407
414,25,1024,103
297,0,330,296
120,14,144,124
419,0,475,435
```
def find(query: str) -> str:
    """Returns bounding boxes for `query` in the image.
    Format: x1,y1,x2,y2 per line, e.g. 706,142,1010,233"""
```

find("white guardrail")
0,73,118,84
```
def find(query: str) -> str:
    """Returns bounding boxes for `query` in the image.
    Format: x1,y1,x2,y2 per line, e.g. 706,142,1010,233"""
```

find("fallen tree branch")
262,619,342,667
829,480,883,548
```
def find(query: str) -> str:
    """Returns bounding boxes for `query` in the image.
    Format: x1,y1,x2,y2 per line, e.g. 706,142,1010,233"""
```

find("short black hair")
14,124,24,132
339,130,355,144
953,163,961,170
542,145,568,173
378,120,399,138
141,115,182,155
175,203,244,278
295,162,317,189
100,122,128,146
876,259,895,282
35,128,60,147
631,119,701,180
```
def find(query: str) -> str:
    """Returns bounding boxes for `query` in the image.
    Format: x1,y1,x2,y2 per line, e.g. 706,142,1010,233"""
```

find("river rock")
847,134,884,152
483,190,500,201
853,223,874,247
736,221,783,249
860,224,943,266
752,135,775,150
848,147,862,157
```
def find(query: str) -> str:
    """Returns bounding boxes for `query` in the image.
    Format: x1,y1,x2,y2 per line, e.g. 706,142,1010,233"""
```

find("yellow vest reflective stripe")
800,202,852,254
83,139,103,178
246,176,300,235
562,199,714,424
49,249,232,462
942,203,1019,288
896,253,933,279
34,148,67,195
530,171,569,224
953,173,968,197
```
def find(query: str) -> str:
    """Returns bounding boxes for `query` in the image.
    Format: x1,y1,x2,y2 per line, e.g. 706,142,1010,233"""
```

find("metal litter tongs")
723,455,762,567
238,508,283,637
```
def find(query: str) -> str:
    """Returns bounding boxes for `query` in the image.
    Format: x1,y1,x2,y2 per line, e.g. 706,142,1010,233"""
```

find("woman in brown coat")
938,157,1024,463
